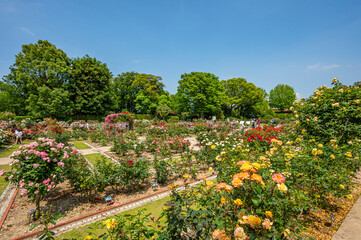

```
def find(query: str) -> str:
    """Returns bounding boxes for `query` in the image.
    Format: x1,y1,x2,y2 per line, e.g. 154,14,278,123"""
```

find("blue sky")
1,0,361,99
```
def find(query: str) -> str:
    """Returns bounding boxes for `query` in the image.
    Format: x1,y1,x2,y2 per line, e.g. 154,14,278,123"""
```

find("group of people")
250,118,261,128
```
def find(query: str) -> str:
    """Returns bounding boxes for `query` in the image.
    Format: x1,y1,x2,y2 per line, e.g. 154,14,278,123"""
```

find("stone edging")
0,188,18,230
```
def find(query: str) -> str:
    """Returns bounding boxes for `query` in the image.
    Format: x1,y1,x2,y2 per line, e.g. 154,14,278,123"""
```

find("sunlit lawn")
58,196,170,239
72,141,91,150
0,164,11,195
84,153,112,166
0,140,31,158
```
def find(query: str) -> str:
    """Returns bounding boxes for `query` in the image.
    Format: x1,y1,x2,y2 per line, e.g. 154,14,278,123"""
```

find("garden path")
77,145,111,155
331,171,361,240
0,156,11,165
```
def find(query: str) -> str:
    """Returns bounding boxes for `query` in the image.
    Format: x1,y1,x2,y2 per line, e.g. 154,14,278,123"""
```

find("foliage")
111,137,134,156
269,84,296,111
112,72,139,113
2,138,79,218
26,86,73,119
132,73,168,114
294,78,361,143
0,112,16,121
68,55,113,116
176,72,224,118
29,205,62,240
1,40,71,116
221,78,265,117
117,157,151,190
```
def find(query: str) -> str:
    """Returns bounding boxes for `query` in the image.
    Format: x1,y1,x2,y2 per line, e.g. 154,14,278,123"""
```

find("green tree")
132,74,167,114
26,86,73,119
176,72,224,118
221,78,264,117
1,40,71,115
111,72,139,113
269,84,296,111
68,55,113,116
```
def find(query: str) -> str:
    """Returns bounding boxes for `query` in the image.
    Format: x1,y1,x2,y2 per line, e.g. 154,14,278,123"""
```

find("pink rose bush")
3,137,80,219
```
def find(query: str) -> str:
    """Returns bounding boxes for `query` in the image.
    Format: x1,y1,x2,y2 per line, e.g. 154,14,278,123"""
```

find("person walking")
15,128,23,145
257,118,261,127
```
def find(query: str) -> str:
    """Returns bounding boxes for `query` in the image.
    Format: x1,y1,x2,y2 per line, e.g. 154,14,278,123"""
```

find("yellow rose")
211,145,216,149
221,197,226,204
234,199,243,206
251,174,263,184
232,178,243,188
345,152,352,158
84,236,93,240
318,144,323,148
265,211,273,218
183,174,189,179
277,183,288,193
332,78,338,83
247,215,262,228
240,163,252,172
209,167,213,172
104,219,117,229
330,154,335,160
339,184,345,189
252,163,261,171
206,181,214,187
283,229,291,237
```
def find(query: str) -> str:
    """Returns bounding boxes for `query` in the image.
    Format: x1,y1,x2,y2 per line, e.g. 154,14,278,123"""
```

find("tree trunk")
34,195,41,220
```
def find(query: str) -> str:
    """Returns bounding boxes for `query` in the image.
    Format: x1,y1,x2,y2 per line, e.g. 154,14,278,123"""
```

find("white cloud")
307,63,341,70
21,27,35,36
295,92,302,100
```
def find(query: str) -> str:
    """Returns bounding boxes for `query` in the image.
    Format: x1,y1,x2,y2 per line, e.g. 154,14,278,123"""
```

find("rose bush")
1,138,81,218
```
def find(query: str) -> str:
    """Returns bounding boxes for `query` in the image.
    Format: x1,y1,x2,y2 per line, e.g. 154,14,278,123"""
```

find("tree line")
0,40,296,120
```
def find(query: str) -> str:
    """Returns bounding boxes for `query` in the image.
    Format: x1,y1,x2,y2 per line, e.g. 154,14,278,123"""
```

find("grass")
0,164,11,196
84,153,112,166
72,141,91,150
58,196,170,239
0,140,31,158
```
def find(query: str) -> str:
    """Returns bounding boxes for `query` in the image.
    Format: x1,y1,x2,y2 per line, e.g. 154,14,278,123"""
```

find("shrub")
294,78,361,143
1,138,80,219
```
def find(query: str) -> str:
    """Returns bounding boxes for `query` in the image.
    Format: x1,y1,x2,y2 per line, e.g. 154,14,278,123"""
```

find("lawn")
0,164,11,195
58,196,170,239
71,141,91,150
84,153,110,166
0,140,31,158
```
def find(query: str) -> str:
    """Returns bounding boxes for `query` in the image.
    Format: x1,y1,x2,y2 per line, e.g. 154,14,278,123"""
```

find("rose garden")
0,79,359,239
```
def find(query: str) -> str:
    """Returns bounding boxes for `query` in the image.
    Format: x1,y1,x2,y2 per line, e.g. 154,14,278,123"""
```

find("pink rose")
34,190,39,194
0,169,5,176
33,164,39,168
272,173,286,184
20,188,27,196
57,162,64,167
28,182,34,186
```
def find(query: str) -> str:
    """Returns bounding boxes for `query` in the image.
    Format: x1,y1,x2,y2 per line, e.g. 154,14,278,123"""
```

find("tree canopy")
1,40,71,115
68,55,112,116
269,84,296,111
221,78,265,117
176,72,224,118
